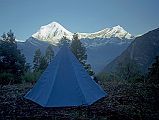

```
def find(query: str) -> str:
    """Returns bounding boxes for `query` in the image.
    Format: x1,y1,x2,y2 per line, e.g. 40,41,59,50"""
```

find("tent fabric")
24,45,107,107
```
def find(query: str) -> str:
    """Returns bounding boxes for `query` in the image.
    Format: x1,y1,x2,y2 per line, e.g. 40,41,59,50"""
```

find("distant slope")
17,37,131,72
17,37,58,65
103,28,159,73
81,38,131,72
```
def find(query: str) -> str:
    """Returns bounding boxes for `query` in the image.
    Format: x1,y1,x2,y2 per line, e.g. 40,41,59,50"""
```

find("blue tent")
24,45,107,107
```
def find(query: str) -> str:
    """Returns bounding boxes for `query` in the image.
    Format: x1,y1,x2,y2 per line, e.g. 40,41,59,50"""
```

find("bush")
0,72,14,85
22,71,43,83
97,72,145,84
97,72,119,82
127,75,145,83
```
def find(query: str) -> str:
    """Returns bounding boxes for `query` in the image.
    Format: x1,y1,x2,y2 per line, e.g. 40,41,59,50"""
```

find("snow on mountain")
32,22,73,45
19,22,134,72
78,25,133,39
15,39,25,42
32,22,134,45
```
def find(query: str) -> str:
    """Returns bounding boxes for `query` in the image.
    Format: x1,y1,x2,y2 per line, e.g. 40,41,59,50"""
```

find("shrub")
96,72,119,82
22,70,43,83
0,72,14,85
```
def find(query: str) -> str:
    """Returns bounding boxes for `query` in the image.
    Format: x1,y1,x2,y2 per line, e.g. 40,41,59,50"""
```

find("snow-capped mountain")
32,22,134,45
32,22,73,45
78,25,133,39
18,22,134,72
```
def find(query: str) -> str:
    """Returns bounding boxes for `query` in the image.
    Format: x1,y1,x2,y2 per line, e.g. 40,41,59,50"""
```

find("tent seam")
44,50,62,106
68,48,88,105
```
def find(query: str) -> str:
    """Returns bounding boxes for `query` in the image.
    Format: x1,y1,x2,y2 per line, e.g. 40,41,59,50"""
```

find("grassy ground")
0,81,159,120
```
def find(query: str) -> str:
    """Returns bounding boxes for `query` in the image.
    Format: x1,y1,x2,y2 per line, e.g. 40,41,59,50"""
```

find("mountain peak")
32,22,134,45
78,25,133,39
113,25,124,30
49,21,60,25
32,22,73,45
43,22,64,29
111,25,133,39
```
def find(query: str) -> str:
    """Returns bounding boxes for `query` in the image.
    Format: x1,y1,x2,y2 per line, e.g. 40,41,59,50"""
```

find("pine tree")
33,49,42,71
38,56,48,71
6,30,16,43
0,30,27,84
70,33,87,65
148,56,159,84
33,47,53,72
84,64,95,76
45,45,54,64
116,59,141,81
70,33,95,76
58,36,70,47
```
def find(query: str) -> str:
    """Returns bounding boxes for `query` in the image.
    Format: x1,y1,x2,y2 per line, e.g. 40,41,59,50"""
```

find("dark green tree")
84,64,95,76
70,33,87,65
58,36,70,47
116,59,141,81
33,49,42,71
38,56,48,71
70,33,94,76
148,56,159,84
33,47,53,72
45,45,54,64
0,30,27,84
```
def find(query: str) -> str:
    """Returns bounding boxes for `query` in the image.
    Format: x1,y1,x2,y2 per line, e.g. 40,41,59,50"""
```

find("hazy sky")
0,0,159,40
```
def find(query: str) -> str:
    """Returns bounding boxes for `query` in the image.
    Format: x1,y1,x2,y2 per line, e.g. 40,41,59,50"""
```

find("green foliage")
45,45,54,63
97,71,144,84
22,71,42,83
0,72,14,85
33,45,55,72
58,36,70,47
148,56,159,84
38,56,48,71
32,45,55,80
97,72,119,82
33,45,54,72
97,60,144,83
115,59,142,82
84,64,95,76
33,49,42,71
70,33,87,65
70,33,95,76
22,72,34,83
0,30,28,84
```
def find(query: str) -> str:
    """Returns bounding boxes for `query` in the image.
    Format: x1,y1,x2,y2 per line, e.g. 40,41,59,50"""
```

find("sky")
0,0,159,40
